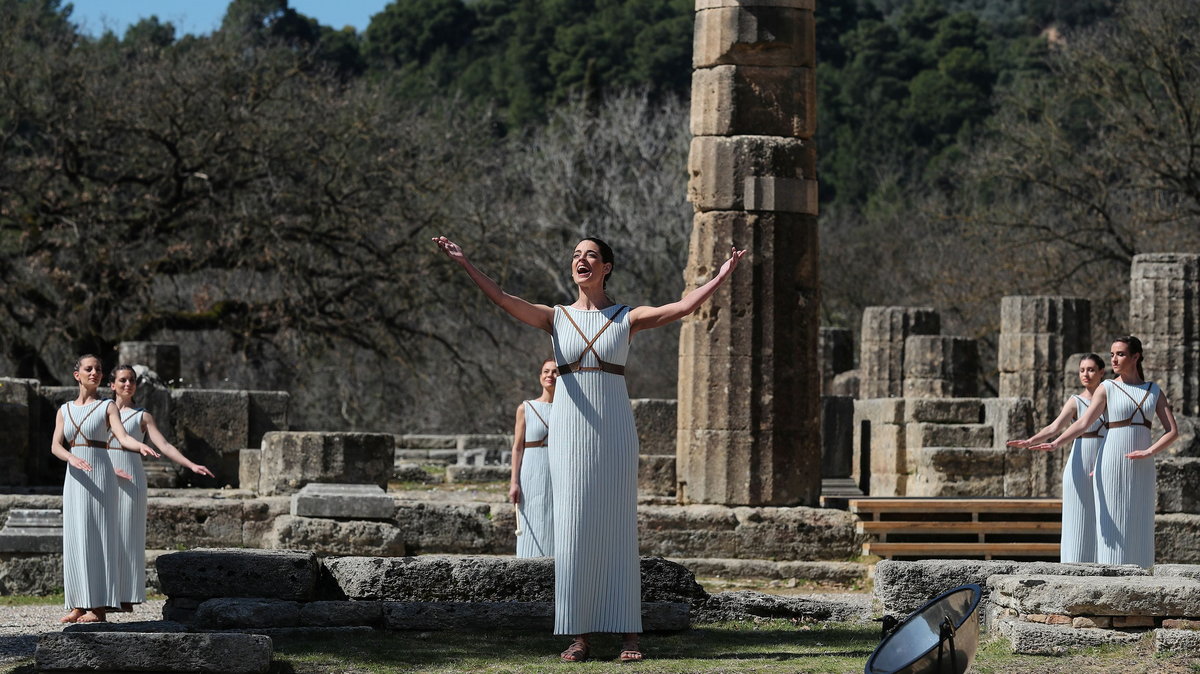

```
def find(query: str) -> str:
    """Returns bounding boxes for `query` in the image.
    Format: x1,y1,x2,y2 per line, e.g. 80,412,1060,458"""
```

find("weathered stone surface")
694,6,815,68
1153,564,1200,581
1131,254,1200,417
830,369,859,398
820,396,854,480
983,397,1053,497
908,447,1006,497
819,327,854,396
988,574,1200,617
258,431,393,496
156,548,318,600
63,620,189,633
694,591,872,623
300,600,385,627
994,619,1142,655
0,508,62,552
1157,457,1200,514
247,391,289,448
903,335,979,399
874,559,1149,616
1072,616,1111,628
239,449,261,494
118,341,181,383
639,454,676,497
0,551,63,595
393,502,512,555
323,555,705,605
677,210,820,506
167,389,249,487
692,65,815,138
446,464,510,483
902,398,982,424
194,597,302,629
686,136,816,213
673,558,867,585
998,296,1091,424
859,307,940,399
163,597,202,623
396,434,458,449
268,515,405,556
290,483,394,520
36,632,272,673
0,378,49,484
632,398,677,456
1157,514,1200,564
1157,628,1200,654
906,423,993,451
0,400,29,486
145,496,289,549
383,601,689,632
640,505,859,560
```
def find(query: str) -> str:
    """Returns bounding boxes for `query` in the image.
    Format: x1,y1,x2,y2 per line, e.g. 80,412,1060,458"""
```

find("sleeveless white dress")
1094,379,1159,568
516,400,554,558
1059,395,1105,563
108,408,148,604
60,400,121,610
549,305,641,635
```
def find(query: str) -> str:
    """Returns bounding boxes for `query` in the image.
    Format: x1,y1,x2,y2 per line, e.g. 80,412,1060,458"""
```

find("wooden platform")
848,498,1063,561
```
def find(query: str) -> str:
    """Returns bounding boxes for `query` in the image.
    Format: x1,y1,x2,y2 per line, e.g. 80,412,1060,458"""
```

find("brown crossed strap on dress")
108,408,141,451
556,305,629,376
65,402,109,450
1105,383,1153,430
523,402,549,448
1076,395,1106,438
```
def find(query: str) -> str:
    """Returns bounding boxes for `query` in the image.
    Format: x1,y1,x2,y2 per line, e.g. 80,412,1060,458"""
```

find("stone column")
1130,254,1200,417
998,296,1090,419
676,0,819,506
859,306,940,399
902,335,979,399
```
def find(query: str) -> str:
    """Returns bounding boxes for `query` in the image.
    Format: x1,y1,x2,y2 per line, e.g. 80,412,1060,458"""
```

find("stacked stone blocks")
678,0,821,507
859,306,940,399
1130,254,1200,417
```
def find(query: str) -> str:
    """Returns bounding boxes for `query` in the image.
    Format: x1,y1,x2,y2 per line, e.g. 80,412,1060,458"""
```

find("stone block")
873,559,1149,617
1157,457,1200,513
0,401,29,486
903,398,982,424
854,398,906,425
1131,254,1200,417
383,601,689,632
1153,564,1200,581
672,557,868,585
1162,619,1200,630
396,434,458,449
632,398,677,456
156,548,318,600
999,296,1091,345
248,391,289,447
239,449,261,494
639,455,677,497
290,483,394,520
819,327,854,395
1112,615,1156,628
145,497,249,549
1156,628,1200,654
456,434,510,453
168,389,249,487
258,431,394,496
694,590,872,623
300,600,385,627
639,505,860,561
0,508,62,552
867,424,905,474
391,502,512,555
63,620,189,634
686,136,816,213
906,423,993,451
1157,513,1200,563
995,619,1142,655
267,515,405,556
446,464,510,483
859,307,940,399
694,5,815,68
1073,616,1112,628
118,341,181,382
692,65,815,138
36,632,271,673
820,396,854,480
195,597,302,629
909,447,1006,497
903,335,979,399
988,574,1200,617
0,551,63,594
830,369,859,398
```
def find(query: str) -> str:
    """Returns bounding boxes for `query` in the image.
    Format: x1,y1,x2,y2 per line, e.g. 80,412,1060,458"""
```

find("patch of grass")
0,592,63,606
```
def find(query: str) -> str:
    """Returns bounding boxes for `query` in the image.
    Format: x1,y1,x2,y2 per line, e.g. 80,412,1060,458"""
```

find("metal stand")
935,616,958,673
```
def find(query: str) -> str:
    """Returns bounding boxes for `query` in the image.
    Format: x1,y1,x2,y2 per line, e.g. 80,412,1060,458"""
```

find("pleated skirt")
517,446,554,558
548,372,641,635
62,447,121,610
1059,436,1102,563
109,450,147,604
1094,426,1156,568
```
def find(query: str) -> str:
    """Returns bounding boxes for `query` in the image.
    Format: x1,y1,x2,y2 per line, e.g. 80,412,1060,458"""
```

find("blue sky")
67,1,393,37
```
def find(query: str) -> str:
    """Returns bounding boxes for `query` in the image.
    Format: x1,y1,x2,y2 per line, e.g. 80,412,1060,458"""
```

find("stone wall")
1130,254,1200,417
859,306,940,399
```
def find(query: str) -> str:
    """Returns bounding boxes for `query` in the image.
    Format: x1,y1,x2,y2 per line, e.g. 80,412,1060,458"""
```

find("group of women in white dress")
1009,336,1179,568
52,356,214,624
436,235,744,663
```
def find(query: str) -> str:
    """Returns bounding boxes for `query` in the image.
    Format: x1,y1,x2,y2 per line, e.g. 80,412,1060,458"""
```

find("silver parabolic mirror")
865,583,982,674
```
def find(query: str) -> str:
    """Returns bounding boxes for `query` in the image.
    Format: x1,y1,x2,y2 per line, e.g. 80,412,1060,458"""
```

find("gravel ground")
0,600,165,668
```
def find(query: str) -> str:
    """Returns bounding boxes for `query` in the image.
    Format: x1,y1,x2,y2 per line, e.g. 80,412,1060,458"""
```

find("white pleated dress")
1060,395,1105,563
1094,379,1160,568
108,408,148,605
517,400,555,558
60,400,121,610
549,305,641,635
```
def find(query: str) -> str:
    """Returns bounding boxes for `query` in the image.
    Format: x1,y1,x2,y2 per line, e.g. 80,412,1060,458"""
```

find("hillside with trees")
1,0,1195,430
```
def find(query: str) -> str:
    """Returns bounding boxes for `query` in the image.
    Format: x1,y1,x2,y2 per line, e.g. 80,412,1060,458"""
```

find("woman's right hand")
432,236,466,263
1005,439,1031,449
509,482,521,504
1028,442,1057,452
67,455,92,472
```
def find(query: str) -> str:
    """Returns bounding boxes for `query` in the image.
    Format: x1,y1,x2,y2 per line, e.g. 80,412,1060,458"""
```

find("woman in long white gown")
509,358,558,558
1008,354,1107,562
435,235,744,662
1033,336,1179,568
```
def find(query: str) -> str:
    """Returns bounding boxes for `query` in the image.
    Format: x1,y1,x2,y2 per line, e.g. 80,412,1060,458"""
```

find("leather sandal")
619,648,644,663
560,640,589,662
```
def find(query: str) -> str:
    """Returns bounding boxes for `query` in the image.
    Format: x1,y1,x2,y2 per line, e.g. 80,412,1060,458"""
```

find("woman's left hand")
139,444,161,459
189,464,216,478
719,247,747,277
